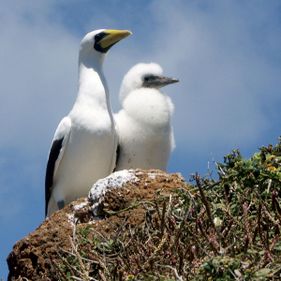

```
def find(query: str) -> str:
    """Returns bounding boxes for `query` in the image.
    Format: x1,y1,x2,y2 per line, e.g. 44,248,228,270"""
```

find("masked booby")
114,62,178,171
45,29,132,217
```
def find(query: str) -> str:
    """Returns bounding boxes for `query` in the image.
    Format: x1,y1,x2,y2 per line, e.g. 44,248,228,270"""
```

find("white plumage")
115,63,178,171
45,29,131,217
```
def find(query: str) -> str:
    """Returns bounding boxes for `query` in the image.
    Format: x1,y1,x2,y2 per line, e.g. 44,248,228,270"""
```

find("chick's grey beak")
143,76,179,89
159,76,179,87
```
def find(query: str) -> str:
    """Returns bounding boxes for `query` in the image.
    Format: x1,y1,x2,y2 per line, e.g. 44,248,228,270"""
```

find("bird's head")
119,63,179,102
79,29,132,64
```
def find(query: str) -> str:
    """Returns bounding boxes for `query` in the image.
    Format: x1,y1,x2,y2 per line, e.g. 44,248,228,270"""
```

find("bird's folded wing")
45,116,71,216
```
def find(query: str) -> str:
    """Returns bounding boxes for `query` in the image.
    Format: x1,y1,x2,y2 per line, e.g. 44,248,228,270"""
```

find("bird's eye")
143,75,154,82
94,32,107,50
94,33,103,41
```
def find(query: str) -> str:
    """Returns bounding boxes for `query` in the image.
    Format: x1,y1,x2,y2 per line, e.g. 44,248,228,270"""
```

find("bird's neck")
75,60,111,112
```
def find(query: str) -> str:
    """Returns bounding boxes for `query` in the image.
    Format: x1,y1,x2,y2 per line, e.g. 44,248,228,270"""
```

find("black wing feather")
45,138,64,216
113,144,121,172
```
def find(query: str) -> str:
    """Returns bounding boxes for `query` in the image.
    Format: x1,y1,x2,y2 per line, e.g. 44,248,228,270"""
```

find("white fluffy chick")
114,62,178,171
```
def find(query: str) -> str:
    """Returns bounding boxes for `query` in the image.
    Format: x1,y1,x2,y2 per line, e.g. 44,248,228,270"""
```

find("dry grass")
55,138,281,280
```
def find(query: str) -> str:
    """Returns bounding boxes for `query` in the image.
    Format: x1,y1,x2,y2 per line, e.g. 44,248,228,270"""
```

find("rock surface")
7,140,281,280
7,169,185,280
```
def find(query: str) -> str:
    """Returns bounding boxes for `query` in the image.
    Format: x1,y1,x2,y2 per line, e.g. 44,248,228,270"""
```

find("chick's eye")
144,75,154,82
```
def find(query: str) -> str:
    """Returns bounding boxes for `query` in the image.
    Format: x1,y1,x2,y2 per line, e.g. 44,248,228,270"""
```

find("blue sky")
1,0,281,277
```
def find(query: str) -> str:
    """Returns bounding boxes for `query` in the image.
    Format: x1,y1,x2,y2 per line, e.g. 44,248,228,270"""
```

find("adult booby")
45,29,132,217
114,63,178,171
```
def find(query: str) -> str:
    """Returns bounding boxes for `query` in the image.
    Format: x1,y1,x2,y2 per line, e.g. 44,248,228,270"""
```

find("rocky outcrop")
7,169,186,280
7,142,281,281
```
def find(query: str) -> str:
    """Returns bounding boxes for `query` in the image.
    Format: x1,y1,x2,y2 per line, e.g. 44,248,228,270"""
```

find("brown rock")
7,169,185,280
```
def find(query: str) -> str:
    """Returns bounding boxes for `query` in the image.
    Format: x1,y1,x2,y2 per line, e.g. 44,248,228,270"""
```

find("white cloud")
0,2,79,234
144,0,281,150
0,1,78,155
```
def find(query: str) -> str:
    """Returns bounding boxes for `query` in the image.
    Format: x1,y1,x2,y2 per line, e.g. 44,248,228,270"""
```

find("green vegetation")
57,138,281,280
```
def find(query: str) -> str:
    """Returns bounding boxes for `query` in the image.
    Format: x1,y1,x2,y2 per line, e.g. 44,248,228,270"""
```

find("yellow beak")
99,29,132,49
